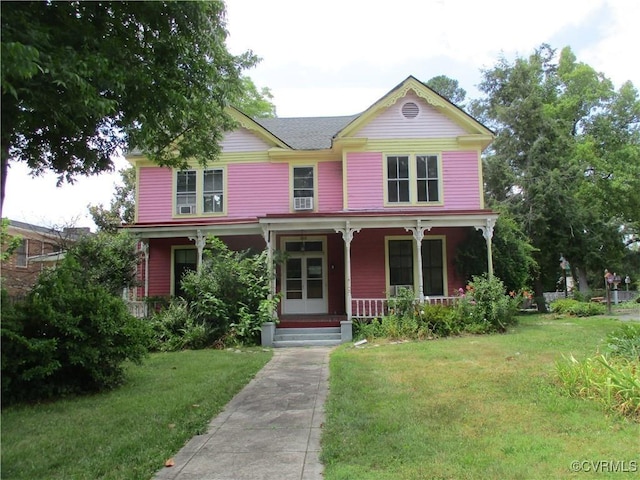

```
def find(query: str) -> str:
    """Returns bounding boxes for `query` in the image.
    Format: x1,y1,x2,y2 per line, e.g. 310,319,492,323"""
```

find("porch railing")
351,297,458,319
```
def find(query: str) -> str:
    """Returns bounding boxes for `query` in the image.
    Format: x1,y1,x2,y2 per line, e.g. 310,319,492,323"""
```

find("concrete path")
154,347,331,480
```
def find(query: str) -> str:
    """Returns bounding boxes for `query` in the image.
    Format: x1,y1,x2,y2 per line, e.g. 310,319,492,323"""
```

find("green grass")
321,315,640,480
1,348,272,480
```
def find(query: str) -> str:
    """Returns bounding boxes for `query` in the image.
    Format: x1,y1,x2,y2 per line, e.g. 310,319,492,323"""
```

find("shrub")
1,259,151,405
148,299,214,351
417,303,459,337
550,299,605,317
453,275,520,333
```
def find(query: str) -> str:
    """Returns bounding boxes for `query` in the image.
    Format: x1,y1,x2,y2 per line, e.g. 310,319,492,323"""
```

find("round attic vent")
401,101,419,119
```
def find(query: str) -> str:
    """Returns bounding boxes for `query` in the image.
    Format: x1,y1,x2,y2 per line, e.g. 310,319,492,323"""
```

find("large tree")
1,1,258,216
425,75,467,108
472,44,639,298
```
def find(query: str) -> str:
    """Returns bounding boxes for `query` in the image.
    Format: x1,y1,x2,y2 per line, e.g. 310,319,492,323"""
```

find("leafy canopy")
0,1,259,213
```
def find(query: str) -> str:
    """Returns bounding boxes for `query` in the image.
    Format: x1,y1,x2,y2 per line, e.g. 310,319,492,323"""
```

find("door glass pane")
307,280,323,299
286,259,303,299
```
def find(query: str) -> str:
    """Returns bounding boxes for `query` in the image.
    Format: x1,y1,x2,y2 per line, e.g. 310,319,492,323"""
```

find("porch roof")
124,209,498,240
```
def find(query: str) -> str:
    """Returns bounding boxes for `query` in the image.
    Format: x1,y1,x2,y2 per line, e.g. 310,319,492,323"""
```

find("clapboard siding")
227,163,289,217
442,151,481,209
318,161,343,212
354,92,467,139
138,167,173,223
221,127,271,152
350,229,387,298
346,152,384,210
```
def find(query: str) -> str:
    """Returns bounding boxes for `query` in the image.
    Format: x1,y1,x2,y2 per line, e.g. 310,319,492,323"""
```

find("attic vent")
401,101,419,119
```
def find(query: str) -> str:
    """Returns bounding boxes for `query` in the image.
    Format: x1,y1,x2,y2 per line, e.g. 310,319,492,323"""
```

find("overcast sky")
4,0,639,230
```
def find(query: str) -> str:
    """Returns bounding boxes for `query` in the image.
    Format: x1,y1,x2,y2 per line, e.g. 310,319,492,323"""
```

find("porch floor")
278,314,346,329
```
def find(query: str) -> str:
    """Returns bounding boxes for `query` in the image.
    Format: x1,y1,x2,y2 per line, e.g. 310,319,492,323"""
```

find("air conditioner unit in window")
390,285,414,297
179,205,196,214
294,197,313,211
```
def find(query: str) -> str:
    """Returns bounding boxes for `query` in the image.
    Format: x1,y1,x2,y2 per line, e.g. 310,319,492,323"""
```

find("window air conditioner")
390,285,414,297
294,197,314,211
179,205,196,214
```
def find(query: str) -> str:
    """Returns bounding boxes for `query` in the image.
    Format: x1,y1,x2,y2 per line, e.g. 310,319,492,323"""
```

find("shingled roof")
253,115,359,150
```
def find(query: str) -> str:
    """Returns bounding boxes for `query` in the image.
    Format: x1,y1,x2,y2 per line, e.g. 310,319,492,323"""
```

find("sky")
3,0,639,230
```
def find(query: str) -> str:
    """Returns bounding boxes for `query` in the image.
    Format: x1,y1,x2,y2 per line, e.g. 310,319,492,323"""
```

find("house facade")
1,220,89,297
125,76,498,343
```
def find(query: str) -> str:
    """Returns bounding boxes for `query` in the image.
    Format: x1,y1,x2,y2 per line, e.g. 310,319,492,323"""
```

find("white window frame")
16,238,28,268
384,154,442,206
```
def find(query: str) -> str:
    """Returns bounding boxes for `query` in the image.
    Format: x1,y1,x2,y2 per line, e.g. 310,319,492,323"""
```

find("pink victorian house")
126,76,497,346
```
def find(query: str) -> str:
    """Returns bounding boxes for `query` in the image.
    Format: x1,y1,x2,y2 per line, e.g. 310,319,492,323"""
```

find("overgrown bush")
1,257,151,405
607,323,640,361
149,236,276,350
453,275,520,333
550,299,605,317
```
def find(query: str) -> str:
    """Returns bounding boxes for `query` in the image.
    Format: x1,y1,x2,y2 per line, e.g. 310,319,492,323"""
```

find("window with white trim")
176,170,197,214
293,166,314,210
387,238,445,296
386,154,440,204
203,169,223,213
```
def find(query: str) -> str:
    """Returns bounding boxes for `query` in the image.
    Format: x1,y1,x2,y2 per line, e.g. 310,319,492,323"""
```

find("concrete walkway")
154,347,331,480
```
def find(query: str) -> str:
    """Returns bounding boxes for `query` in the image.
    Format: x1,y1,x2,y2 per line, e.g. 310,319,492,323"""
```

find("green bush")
454,275,520,333
550,299,605,317
417,303,459,337
150,236,276,349
1,259,151,405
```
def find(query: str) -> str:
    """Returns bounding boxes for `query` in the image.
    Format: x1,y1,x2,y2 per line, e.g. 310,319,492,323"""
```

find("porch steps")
273,326,342,348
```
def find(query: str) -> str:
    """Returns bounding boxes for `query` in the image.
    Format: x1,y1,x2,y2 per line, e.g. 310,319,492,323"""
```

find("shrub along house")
125,76,498,345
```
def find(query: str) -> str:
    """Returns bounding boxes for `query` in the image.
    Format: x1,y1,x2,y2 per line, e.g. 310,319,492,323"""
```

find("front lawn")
1,349,272,480
321,315,639,479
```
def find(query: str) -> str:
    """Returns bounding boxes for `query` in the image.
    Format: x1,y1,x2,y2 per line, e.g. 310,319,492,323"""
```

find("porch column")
261,225,277,321
140,240,149,299
475,218,496,278
188,229,206,272
335,221,361,320
405,220,431,302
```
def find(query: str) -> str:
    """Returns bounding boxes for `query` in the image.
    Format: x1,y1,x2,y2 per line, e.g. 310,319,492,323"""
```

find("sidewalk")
154,347,331,480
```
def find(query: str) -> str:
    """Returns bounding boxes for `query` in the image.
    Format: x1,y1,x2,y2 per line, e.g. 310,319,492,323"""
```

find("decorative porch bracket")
474,217,496,278
188,229,207,272
335,221,361,321
405,220,432,302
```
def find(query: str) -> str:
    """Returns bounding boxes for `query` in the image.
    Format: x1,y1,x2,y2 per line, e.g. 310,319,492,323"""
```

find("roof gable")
335,76,493,140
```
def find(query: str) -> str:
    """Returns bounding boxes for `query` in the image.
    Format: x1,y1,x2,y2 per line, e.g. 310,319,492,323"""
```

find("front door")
282,238,327,314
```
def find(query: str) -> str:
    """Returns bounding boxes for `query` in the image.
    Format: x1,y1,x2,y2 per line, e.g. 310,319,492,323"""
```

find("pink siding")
350,229,388,298
221,128,271,152
318,161,343,212
354,92,467,138
346,152,384,210
442,151,482,209
227,163,289,217
138,167,173,223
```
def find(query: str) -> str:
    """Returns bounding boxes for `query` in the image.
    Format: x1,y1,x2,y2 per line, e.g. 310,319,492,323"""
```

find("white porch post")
262,225,277,320
335,221,360,320
188,229,206,272
475,218,496,278
140,240,149,300
405,220,431,302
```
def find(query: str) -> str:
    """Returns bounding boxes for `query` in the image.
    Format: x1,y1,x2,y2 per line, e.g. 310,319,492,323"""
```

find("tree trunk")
575,266,590,293
534,277,548,313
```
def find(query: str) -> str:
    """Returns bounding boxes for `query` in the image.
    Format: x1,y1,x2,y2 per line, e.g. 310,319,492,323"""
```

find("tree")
234,76,277,118
1,1,259,215
425,75,467,107
88,166,136,233
472,44,638,299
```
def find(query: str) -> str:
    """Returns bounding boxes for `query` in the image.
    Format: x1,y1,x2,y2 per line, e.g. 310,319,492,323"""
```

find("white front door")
282,238,327,315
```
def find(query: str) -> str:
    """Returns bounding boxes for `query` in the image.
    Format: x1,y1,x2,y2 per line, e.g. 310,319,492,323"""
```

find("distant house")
1,220,90,297
125,76,498,344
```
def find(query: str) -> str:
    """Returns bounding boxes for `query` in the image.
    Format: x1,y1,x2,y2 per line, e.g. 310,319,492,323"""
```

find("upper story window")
176,170,197,215
293,166,315,211
386,154,440,205
16,238,28,268
175,168,225,216
203,169,224,213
